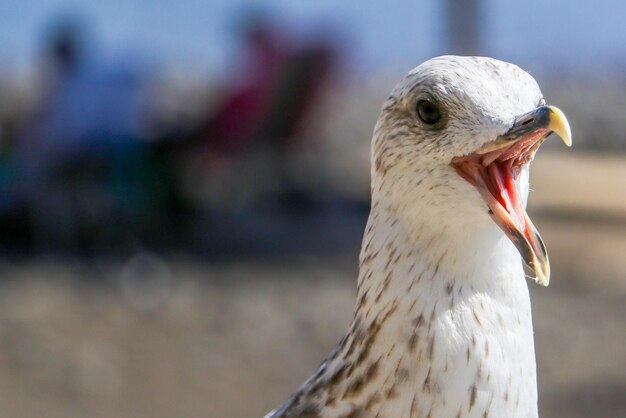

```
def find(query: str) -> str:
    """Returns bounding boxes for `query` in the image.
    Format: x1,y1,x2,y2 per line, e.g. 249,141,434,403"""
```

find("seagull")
265,56,572,418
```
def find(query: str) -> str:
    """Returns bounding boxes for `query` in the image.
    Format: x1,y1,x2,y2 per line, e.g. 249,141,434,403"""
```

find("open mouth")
452,106,572,286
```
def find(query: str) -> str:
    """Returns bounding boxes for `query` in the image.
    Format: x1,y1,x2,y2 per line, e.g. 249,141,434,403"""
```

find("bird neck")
281,200,538,418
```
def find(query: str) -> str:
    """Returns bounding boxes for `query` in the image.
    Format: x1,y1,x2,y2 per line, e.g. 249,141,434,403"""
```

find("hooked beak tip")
547,105,572,147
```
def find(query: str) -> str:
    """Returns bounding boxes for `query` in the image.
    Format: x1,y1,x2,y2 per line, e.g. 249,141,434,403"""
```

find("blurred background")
0,0,624,417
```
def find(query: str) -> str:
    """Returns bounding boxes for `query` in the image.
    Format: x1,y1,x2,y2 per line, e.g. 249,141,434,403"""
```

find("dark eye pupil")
417,100,441,124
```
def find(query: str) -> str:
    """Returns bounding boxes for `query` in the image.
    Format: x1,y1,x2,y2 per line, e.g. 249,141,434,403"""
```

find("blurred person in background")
185,12,337,212
13,16,164,253
203,14,291,155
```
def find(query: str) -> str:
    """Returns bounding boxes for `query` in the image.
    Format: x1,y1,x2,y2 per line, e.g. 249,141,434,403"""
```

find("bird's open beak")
452,106,572,286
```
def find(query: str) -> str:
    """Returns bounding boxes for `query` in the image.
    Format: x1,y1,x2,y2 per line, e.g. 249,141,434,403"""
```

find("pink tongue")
488,161,526,230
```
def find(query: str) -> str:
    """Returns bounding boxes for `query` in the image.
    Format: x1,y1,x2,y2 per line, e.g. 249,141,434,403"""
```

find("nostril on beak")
520,117,534,126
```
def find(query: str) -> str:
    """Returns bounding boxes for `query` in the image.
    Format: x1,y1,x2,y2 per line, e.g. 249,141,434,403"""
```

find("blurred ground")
0,152,623,418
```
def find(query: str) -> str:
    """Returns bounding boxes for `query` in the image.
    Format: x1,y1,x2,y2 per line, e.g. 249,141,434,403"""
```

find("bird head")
372,56,571,286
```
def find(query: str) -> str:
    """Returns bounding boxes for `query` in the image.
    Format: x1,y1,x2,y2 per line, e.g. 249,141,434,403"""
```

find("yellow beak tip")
547,105,572,147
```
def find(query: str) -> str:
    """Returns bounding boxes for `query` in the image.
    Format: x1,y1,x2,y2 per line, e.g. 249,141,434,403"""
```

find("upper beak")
501,105,572,146
477,106,572,156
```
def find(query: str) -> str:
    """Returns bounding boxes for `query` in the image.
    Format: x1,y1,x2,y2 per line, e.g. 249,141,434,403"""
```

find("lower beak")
453,105,572,286
486,166,551,286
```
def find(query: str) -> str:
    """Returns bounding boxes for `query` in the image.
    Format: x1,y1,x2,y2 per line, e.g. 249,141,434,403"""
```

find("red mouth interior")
488,161,525,229
452,128,549,231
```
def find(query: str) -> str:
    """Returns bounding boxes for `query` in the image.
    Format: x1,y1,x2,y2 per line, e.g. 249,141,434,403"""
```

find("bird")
265,56,572,418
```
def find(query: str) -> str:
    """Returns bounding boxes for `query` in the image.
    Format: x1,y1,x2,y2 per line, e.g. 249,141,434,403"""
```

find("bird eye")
416,100,441,125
